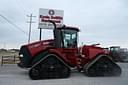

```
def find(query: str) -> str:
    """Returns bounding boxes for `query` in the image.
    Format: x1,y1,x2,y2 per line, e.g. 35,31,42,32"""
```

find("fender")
30,48,70,67
30,53,71,69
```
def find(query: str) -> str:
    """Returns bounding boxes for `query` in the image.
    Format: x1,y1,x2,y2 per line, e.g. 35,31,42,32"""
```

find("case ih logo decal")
39,8,64,29
49,10,55,15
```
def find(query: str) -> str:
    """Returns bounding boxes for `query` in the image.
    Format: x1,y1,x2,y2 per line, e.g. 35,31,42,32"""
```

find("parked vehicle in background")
109,46,128,62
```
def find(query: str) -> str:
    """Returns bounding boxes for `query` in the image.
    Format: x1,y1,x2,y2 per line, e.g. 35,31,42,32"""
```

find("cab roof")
57,25,80,32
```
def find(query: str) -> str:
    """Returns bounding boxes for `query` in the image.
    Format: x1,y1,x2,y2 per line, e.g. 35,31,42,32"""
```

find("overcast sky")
0,0,128,49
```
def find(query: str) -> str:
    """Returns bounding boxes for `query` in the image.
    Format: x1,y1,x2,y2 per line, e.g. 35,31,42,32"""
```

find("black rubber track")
83,55,122,77
29,65,41,80
29,54,70,80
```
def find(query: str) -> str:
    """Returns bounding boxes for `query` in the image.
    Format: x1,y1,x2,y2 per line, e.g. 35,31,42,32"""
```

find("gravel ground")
0,63,128,85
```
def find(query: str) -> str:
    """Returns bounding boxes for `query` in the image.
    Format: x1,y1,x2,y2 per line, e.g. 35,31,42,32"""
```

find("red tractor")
18,21,121,80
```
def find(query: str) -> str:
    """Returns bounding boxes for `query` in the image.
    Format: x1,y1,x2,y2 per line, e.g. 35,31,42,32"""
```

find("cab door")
61,29,78,66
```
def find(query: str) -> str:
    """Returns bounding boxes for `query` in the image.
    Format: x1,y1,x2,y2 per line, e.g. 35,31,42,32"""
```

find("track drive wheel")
83,55,121,77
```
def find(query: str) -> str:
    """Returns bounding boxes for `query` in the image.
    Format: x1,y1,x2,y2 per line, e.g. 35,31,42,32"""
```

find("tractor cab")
110,46,120,52
54,26,79,48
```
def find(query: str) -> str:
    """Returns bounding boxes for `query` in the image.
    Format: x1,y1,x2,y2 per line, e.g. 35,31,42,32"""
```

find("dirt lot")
0,63,128,85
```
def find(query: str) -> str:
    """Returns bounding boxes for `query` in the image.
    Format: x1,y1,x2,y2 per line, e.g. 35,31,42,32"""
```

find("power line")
0,14,28,36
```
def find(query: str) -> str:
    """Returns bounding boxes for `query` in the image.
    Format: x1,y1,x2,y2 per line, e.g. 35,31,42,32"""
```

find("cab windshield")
62,29,77,48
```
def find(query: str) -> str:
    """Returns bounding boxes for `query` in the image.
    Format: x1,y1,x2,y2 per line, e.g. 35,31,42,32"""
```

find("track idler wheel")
29,65,41,80
83,55,122,77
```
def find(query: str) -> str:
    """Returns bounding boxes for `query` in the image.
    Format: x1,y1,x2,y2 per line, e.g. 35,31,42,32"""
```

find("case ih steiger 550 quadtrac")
18,21,121,80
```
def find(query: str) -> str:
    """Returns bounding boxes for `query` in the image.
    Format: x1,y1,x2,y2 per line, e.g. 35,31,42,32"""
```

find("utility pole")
27,14,36,43
39,28,42,41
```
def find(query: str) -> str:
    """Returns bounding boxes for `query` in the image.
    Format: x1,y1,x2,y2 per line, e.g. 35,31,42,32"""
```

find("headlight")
19,54,23,58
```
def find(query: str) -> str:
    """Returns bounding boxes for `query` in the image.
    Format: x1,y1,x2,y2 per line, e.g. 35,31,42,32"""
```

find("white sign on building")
39,8,64,29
